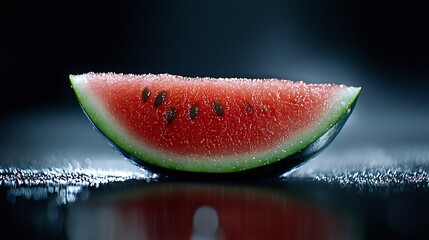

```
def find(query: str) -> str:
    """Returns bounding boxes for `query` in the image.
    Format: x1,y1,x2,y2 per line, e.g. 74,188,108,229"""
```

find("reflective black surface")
1,108,429,239
2,174,429,239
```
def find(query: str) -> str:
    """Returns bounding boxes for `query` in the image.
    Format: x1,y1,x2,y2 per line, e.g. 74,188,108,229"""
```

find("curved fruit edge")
70,74,360,173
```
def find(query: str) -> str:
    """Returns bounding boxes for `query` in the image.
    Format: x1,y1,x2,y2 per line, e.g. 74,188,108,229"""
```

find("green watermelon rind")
70,74,360,173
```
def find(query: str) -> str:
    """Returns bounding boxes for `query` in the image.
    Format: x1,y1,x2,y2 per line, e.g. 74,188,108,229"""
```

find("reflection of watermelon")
70,73,360,175
118,184,345,240
68,183,353,240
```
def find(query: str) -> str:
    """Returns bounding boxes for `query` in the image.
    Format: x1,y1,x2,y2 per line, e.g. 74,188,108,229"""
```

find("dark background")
2,1,428,106
1,2,429,239
1,1,428,141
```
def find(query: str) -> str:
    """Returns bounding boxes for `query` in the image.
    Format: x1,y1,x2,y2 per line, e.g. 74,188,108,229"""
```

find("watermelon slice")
70,73,360,177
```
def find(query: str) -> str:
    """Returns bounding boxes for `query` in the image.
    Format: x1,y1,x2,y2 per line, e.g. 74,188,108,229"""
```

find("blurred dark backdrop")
1,3,429,239
1,1,428,137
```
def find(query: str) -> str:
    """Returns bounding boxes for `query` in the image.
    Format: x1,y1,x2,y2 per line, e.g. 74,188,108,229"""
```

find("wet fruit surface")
71,73,360,173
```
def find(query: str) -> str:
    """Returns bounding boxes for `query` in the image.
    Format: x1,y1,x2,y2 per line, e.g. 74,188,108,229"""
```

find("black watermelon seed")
166,107,176,124
245,102,253,113
154,91,167,107
190,104,199,120
142,87,151,102
213,100,223,116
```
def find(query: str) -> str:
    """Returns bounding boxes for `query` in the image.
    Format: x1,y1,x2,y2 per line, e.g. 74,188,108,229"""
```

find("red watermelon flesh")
70,73,360,173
